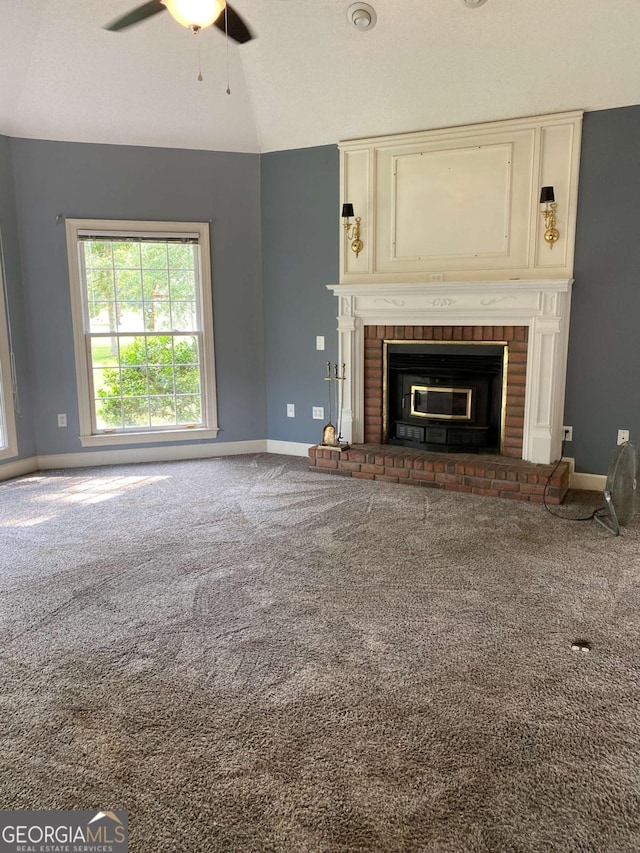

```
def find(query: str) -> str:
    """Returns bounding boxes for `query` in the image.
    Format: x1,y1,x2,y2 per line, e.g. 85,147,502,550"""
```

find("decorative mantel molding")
327,279,573,464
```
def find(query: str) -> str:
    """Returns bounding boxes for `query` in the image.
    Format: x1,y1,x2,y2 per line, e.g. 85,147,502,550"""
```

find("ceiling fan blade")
213,4,254,44
105,0,166,32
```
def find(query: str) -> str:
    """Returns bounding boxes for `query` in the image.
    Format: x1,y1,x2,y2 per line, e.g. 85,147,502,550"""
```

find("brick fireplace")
363,324,528,458
309,280,574,503
327,279,573,466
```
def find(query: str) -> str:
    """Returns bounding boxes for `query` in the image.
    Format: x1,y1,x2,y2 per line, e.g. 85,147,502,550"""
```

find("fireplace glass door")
386,343,506,454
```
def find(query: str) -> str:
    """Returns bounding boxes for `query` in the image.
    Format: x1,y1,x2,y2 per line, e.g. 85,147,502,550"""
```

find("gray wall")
260,112,640,474
262,145,340,444
4,107,639,472
10,138,265,455
565,106,640,474
0,135,35,462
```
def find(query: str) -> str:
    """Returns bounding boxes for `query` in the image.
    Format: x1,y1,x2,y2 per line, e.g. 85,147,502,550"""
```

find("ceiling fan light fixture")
162,0,226,29
460,0,488,7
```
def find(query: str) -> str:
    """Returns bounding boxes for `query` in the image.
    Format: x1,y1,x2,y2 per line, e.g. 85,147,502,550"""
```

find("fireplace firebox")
385,342,506,454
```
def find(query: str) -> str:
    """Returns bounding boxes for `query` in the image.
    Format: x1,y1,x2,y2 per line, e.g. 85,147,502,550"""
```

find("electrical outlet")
286,403,295,418
312,407,324,420
316,336,325,351
617,429,630,445
563,425,573,441
57,413,67,428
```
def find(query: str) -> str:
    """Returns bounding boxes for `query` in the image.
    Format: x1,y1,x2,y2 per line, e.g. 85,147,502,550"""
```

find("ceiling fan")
105,0,254,43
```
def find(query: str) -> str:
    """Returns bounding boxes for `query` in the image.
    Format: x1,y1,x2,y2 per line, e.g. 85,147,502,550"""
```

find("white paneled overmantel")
339,111,583,284
327,279,574,465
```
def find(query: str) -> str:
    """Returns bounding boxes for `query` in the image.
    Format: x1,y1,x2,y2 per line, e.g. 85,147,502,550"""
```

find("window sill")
79,427,219,447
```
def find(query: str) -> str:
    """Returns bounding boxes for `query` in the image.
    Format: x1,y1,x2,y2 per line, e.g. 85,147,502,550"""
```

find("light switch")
316,336,325,351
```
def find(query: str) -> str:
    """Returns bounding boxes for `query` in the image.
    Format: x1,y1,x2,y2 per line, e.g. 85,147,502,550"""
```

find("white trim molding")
266,440,312,457
65,218,218,446
570,471,606,491
36,440,266,470
327,279,573,465
0,254,18,461
0,456,38,482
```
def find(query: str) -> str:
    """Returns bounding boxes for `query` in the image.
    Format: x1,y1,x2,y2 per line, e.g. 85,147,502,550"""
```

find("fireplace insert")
385,342,506,454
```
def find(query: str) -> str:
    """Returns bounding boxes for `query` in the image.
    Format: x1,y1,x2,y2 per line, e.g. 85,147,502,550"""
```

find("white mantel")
327,279,574,465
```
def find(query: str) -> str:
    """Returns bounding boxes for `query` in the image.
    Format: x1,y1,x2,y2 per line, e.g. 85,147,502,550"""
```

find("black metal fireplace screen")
384,342,507,454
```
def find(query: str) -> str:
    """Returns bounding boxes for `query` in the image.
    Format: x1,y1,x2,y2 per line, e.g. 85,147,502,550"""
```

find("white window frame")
0,254,18,460
65,218,219,447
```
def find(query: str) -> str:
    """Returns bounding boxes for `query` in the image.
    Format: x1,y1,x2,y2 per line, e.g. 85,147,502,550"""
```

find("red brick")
340,461,361,472
519,483,545,495
317,458,338,469
464,475,492,489
447,484,473,494
501,491,531,502
352,471,375,480
435,473,459,484
375,474,399,484
494,480,519,492
386,467,410,478
361,463,385,475
410,470,435,482
471,488,501,498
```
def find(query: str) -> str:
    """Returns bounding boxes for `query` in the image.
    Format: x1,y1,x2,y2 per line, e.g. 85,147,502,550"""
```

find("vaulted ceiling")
1,0,639,153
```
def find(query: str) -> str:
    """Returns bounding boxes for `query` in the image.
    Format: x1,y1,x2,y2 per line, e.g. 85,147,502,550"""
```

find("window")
66,220,218,446
0,245,18,460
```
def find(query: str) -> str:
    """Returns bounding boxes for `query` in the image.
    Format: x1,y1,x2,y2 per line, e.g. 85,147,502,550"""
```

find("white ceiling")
1,0,640,154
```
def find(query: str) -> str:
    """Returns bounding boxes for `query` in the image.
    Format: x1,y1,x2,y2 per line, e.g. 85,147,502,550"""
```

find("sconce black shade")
341,203,354,219
540,186,555,204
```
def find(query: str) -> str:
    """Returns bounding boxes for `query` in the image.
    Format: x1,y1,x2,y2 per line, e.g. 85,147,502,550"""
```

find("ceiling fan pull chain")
197,31,203,81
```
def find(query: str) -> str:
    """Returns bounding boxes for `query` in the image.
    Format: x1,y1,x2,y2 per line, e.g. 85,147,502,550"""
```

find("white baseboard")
36,440,267,471
569,471,606,491
0,456,39,481
266,440,312,457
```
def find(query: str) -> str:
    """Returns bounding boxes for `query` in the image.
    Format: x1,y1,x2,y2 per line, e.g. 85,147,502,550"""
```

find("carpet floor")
0,453,639,852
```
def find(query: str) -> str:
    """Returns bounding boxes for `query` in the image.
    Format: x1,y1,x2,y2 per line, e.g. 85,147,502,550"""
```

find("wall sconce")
540,186,559,249
341,203,364,258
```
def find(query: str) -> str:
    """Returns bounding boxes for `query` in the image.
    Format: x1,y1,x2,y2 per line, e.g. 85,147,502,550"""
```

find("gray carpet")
1,453,639,852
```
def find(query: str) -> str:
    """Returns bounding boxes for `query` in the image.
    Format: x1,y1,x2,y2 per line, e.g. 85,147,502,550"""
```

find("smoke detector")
460,0,488,6
347,3,377,30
